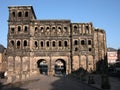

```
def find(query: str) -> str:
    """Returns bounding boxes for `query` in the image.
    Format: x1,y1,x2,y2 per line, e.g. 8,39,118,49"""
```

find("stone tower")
7,6,107,82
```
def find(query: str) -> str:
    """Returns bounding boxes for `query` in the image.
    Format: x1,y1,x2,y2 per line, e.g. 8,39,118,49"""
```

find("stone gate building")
7,6,107,82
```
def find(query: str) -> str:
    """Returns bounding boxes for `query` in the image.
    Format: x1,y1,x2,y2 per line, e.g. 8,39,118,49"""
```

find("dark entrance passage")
55,59,66,76
37,59,48,75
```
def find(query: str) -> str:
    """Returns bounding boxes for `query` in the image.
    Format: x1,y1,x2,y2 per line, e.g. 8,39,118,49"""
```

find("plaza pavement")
1,75,100,90
1,74,120,90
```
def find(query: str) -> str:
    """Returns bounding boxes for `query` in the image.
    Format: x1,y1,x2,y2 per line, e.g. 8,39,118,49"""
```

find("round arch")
37,59,48,75
54,59,66,76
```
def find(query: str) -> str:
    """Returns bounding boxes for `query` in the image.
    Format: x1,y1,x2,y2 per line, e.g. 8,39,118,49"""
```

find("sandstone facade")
7,6,107,82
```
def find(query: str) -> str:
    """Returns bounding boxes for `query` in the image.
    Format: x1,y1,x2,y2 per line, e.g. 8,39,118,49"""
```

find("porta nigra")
7,6,107,82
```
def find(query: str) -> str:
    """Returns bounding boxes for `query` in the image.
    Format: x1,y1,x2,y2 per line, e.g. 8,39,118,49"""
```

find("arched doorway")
55,59,66,76
37,59,48,75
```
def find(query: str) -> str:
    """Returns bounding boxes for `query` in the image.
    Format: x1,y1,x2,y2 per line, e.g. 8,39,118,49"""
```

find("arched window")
88,40,92,45
85,26,89,34
52,41,56,47
52,27,55,30
11,28,15,33
12,12,15,17
89,48,92,52
59,41,62,47
64,41,68,47
10,40,14,46
75,47,78,51
81,40,85,45
40,41,44,47
58,27,61,30
46,27,49,30
74,40,78,45
35,41,38,47
24,26,28,32
35,27,38,32
40,27,44,32
74,26,78,30
24,40,27,47
85,26,89,30
64,27,67,30
46,41,50,47
18,12,22,17
25,11,28,17
17,41,20,48
18,26,21,32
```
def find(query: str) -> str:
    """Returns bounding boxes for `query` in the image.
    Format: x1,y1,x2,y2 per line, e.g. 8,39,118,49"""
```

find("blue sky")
0,0,120,49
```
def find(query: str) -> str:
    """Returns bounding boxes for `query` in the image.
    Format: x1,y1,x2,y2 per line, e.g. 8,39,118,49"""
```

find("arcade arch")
37,59,48,75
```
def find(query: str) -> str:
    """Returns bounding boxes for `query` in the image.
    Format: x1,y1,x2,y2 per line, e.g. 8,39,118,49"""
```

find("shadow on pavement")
0,80,27,90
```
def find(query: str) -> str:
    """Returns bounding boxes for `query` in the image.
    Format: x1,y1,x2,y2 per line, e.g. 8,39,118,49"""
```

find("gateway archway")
37,59,48,75
55,59,66,76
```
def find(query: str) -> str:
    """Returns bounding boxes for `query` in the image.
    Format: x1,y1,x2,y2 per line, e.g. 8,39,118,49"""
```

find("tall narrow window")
11,28,15,33
18,12,22,17
59,41,62,47
12,12,15,17
41,41,44,47
24,26,28,32
24,40,27,47
10,40,14,46
17,41,20,48
74,26,77,30
64,27,67,30
64,41,68,47
25,11,28,17
52,41,56,47
40,27,44,32
85,26,89,34
81,40,85,45
18,26,21,32
74,40,78,45
35,27,38,32
52,27,55,30
35,41,38,47
46,41,49,47
85,26,89,30
88,40,92,45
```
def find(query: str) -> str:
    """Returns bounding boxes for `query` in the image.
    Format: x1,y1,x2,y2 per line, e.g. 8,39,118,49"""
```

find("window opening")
24,26,28,32
40,27,44,32
12,12,15,17
59,41,62,47
64,41,68,47
24,40,27,47
18,12,22,17
18,26,21,32
35,27,38,31
74,40,78,45
52,27,55,30
11,28,15,33
81,40,85,45
74,26,77,30
17,41,20,48
25,11,28,17
35,41,38,47
64,27,67,30
86,26,89,30
89,48,92,51
75,47,78,51
41,41,44,47
46,27,49,30
10,40,14,46
53,41,56,47
46,41,49,47
88,40,92,45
